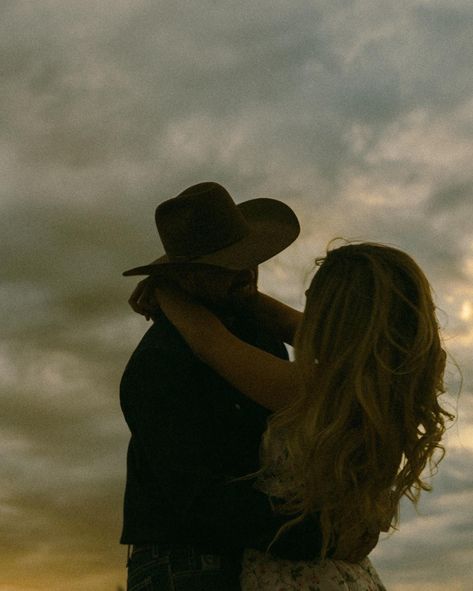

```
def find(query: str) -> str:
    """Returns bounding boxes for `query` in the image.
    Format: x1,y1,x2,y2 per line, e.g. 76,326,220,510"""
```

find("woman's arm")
128,277,303,345
253,292,302,346
154,285,298,412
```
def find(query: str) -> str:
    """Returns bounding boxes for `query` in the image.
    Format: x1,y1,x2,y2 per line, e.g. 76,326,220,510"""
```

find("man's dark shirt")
120,308,323,560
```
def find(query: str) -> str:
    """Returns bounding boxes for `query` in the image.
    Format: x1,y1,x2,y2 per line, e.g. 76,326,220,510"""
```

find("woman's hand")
128,277,160,321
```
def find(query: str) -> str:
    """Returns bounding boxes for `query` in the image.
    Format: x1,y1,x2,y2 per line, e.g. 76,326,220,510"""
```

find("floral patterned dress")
240,438,387,591
240,549,387,591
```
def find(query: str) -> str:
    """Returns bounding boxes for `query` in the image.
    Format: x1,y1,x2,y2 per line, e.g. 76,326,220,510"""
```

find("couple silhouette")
119,182,452,590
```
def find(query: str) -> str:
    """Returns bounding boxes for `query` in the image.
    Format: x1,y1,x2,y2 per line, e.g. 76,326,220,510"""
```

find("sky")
1,0,472,589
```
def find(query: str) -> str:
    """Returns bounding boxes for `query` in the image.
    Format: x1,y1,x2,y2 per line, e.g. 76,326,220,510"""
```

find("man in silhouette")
119,182,376,590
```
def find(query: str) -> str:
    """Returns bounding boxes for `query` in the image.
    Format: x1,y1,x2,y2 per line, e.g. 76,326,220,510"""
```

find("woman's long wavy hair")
260,242,454,559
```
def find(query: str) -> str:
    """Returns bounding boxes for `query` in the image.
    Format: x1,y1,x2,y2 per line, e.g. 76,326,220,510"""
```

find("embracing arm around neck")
252,292,302,346
154,286,298,412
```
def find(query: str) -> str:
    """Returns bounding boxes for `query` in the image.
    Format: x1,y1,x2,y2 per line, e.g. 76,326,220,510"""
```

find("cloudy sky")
1,0,472,589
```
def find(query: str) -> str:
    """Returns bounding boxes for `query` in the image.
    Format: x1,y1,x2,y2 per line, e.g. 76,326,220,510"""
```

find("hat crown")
156,182,250,260
122,181,301,276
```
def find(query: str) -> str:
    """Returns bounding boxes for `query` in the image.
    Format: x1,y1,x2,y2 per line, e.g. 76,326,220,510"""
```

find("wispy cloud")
1,0,472,589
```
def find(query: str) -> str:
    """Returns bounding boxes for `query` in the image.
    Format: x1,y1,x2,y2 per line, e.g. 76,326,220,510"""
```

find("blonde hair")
260,242,454,558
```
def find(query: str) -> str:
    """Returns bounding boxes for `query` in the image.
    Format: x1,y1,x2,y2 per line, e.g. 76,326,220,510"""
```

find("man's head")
154,265,259,315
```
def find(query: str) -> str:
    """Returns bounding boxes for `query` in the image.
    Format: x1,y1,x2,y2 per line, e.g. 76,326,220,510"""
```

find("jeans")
126,544,241,591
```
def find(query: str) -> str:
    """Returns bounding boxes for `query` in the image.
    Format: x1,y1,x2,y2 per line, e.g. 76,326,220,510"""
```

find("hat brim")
122,198,300,276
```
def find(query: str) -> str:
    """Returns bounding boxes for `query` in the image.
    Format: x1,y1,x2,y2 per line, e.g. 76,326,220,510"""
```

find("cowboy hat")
122,181,300,276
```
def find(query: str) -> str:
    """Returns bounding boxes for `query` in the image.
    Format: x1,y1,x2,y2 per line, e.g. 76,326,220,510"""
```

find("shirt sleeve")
122,346,324,559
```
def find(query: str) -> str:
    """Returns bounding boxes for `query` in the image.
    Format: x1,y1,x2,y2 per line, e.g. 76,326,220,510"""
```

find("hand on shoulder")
128,277,160,320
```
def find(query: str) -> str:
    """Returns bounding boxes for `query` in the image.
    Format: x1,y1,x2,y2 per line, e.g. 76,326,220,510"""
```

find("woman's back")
256,242,453,562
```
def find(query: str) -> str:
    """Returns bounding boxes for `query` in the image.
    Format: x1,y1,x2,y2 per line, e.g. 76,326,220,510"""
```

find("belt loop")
188,545,196,569
126,544,132,567
152,544,160,559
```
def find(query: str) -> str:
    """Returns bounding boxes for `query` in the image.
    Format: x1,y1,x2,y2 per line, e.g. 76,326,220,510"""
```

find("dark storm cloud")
1,1,472,589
